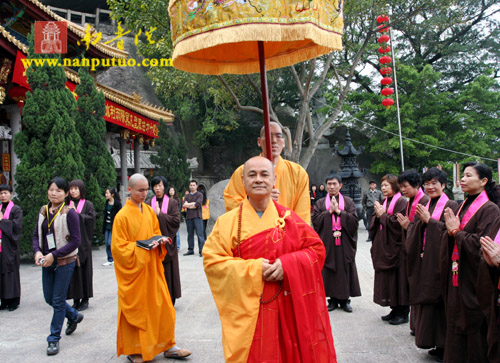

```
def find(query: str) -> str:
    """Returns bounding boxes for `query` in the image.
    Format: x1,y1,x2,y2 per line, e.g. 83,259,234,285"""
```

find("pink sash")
152,195,169,214
325,193,344,246
451,190,489,286
75,199,85,214
380,192,402,230
0,201,14,253
422,193,449,252
406,188,425,222
494,228,500,246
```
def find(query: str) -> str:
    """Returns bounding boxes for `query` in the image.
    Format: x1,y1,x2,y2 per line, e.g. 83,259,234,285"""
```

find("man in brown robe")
149,176,181,305
312,173,361,312
406,168,458,360
0,184,23,311
67,180,95,311
370,174,408,325
478,217,500,363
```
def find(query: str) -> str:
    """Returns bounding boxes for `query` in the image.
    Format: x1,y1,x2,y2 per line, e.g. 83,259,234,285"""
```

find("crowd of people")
1,121,499,362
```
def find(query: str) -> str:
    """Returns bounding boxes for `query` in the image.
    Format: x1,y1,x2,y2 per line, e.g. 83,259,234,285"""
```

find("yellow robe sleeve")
204,200,279,362
224,164,245,212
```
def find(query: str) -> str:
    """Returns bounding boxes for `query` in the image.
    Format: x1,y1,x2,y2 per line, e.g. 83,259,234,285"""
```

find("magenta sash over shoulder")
422,193,449,252
406,188,425,222
380,192,402,231
75,199,86,214
0,200,14,252
151,195,169,214
325,193,344,246
451,190,489,286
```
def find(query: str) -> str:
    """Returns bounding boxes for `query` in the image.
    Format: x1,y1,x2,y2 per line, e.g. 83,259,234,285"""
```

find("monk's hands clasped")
396,213,410,230
374,201,385,218
329,196,340,215
415,204,431,224
262,258,284,282
444,207,460,233
480,236,500,268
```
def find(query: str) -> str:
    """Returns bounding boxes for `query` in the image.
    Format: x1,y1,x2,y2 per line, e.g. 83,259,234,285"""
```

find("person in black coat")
102,187,121,266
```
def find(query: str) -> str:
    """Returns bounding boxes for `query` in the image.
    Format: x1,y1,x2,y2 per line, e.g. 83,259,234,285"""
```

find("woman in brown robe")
406,168,458,360
370,174,408,325
478,217,500,363
66,179,95,311
149,176,181,305
442,162,500,362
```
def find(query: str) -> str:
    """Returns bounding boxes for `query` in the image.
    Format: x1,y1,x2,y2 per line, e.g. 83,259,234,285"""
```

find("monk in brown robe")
148,176,181,305
112,174,191,362
312,173,361,313
478,217,500,363
370,174,408,325
0,184,22,312
442,162,500,363
406,168,458,360
66,180,95,311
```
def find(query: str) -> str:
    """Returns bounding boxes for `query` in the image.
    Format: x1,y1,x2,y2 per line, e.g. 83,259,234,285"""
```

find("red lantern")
378,46,391,54
381,88,394,96
378,35,390,43
379,56,392,64
382,98,394,108
381,77,393,85
377,25,389,33
377,15,389,23
380,67,393,75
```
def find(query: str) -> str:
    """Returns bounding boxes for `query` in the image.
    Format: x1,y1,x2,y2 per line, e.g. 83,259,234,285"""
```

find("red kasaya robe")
204,199,336,363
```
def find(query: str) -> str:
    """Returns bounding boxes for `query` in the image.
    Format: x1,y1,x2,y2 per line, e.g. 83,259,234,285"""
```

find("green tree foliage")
150,120,190,193
14,29,85,255
75,66,117,243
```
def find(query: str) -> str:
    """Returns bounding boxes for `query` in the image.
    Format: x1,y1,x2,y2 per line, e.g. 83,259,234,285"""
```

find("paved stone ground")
0,224,437,363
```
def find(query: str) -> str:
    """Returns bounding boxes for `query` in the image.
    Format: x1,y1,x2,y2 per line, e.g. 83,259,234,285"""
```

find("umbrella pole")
258,41,273,162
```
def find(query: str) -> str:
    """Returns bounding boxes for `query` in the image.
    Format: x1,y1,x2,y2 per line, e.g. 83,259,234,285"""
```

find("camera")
39,258,45,264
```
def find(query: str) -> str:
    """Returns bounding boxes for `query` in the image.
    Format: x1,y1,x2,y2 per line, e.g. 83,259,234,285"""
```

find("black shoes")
327,300,337,311
183,251,194,256
8,304,18,311
389,315,409,325
77,299,88,311
381,310,396,321
66,313,84,335
428,347,444,362
199,252,202,257
340,300,353,313
72,299,80,309
47,341,59,356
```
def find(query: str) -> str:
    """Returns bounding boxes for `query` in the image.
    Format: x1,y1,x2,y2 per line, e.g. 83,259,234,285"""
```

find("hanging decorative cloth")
380,192,402,230
152,195,169,214
168,0,344,75
421,193,449,258
451,190,489,287
0,201,14,253
324,193,344,246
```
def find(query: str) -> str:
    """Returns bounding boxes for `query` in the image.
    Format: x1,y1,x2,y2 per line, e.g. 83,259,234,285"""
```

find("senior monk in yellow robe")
204,157,336,363
224,122,311,224
111,174,191,362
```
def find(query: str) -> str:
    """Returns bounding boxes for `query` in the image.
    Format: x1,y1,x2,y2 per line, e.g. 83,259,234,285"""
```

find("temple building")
0,0,173,197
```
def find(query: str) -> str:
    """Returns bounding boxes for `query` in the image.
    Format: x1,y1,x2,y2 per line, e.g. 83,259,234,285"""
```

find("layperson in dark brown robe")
442,162,500,363
370,174,409,325
478,217,500,363
67,180,95,311
149,176,181,305
397,170,430,330
312,173,361,313
406,168,458,360
0,184,22,311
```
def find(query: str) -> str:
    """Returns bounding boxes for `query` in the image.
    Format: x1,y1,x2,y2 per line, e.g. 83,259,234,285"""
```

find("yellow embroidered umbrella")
169,0,344,158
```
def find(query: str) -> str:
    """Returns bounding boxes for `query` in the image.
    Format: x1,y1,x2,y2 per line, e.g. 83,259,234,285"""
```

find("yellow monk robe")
111,199,176,361
224,156,311,224
204,198,333,362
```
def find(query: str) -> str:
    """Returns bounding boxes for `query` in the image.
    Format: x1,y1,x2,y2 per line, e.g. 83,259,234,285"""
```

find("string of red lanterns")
377,15,394,109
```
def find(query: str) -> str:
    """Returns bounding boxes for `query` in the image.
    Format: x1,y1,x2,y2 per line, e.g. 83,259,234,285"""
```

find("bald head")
128,173,149,206
242,156,276,202
129,173,148,188
257,122,285,161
